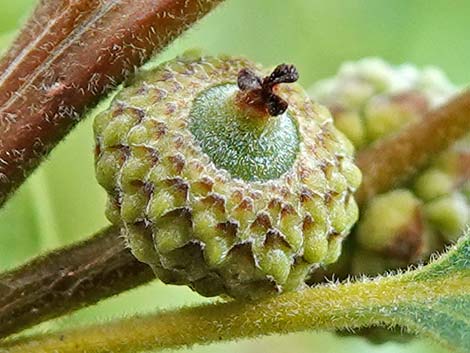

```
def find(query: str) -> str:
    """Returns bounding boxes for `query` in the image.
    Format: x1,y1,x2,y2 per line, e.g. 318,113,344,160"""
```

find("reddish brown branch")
0,0,65,80
0,226,154,339
0,0,223,206
0,0,101,106
355,90,470,205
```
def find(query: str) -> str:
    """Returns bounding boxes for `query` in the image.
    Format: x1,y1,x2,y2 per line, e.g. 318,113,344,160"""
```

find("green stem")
3,275,466,353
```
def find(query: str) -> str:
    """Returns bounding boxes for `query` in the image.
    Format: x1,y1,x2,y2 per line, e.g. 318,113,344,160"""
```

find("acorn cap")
94,54,361,300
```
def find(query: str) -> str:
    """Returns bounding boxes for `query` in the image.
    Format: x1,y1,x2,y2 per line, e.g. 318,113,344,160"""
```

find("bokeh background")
1,1,469,352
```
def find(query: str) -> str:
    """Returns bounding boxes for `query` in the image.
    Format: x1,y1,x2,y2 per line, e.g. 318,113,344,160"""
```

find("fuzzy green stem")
3,274,467,353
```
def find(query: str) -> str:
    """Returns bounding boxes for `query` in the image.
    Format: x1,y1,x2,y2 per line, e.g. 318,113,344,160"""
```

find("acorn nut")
94,54,361,300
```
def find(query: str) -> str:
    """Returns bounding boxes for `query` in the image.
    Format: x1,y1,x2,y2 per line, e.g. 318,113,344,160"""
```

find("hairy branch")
0,280,395,353
0,0,224,207
2,275,463,353
0,226,153,339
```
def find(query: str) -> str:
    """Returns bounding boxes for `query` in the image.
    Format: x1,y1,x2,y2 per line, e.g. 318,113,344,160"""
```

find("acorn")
93,54,361,300
311,57,457,149
309,58,470,279
309,57,470,343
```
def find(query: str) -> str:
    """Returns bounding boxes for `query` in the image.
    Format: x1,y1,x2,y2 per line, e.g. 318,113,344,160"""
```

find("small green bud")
425,193,470,242
310,57,456,149
363,93,426,142
356,190,425,261
333,110,367,150
413,168,455,201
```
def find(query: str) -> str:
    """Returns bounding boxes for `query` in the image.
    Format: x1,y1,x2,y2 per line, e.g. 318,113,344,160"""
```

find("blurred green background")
1,1,469,352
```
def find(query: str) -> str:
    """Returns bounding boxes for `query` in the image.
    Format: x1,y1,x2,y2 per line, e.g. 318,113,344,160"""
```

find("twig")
355,90,470,205
0,226,153,339
0,0,223,207
0,0,65,82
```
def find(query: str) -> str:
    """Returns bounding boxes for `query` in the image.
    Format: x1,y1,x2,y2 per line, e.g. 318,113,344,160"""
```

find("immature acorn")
310,58,470,278
93,54,361,300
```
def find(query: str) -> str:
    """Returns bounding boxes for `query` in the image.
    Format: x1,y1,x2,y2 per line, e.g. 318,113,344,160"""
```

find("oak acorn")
310,58,470,277
94,54,361,300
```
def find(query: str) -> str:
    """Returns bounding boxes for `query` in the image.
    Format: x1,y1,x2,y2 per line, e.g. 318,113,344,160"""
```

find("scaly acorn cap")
94,54,361,300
